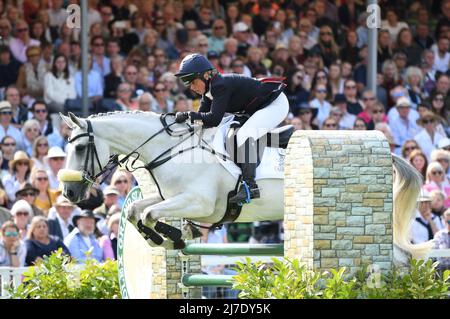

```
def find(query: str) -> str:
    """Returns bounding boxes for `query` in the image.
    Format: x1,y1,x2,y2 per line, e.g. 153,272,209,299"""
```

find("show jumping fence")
118,130,446,299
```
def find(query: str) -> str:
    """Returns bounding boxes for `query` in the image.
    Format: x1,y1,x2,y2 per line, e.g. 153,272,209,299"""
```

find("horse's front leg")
127,194,169,247
141,192,215,242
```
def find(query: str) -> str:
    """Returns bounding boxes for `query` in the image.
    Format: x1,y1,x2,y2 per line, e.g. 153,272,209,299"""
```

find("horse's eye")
75,144,86,152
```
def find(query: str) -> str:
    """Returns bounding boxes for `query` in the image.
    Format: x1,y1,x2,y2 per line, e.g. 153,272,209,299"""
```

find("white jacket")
414,129,446,161
44,72,76,109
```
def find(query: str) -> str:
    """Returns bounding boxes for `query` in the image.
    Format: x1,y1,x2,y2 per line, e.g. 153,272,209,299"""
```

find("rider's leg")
230,93,289,204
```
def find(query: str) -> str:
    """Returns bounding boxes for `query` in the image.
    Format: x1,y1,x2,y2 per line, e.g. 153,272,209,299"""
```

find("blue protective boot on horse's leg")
229,137,260,205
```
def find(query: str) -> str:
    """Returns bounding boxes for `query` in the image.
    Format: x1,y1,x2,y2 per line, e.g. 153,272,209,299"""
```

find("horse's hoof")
173,240,186,250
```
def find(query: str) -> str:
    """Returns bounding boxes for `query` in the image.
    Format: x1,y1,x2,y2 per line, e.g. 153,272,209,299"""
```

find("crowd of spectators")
0,0,449,270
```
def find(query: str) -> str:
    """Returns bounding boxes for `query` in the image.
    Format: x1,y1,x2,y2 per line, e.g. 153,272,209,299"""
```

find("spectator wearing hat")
15,182,44,217
333,94,356,130
94,186,120,218
386,86,420,124
414,110,446,161
48,195,77,241
3,151,33,203
296,102,318,130
16,46,46,103
64,210,104,264
10,199,34,240
390,97,421,155
45,146,66,190
438,138,450,153
0,221,26,267
0,101,24,148
99,213,120,260
433,209,450,270
208,19,227,54
411,190,445,244
232,22,251,58
25,216,70,266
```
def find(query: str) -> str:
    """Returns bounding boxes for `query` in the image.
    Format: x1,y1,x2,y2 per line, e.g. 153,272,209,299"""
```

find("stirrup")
229,181,260,205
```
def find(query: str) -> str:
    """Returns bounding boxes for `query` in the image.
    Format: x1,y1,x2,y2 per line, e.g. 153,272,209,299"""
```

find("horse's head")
58,112,111,203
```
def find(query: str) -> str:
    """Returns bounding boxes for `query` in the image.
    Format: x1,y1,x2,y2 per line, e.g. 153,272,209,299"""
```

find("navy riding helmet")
175,53,215,86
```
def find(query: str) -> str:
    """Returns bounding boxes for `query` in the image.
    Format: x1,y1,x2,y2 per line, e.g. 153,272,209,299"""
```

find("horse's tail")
392,153,434,259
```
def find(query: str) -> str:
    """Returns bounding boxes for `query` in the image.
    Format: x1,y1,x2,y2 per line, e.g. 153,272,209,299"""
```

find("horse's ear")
60,113,76,129
68,112,86,129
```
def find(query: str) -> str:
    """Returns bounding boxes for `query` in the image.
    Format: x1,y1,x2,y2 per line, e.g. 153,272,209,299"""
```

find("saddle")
211,114,294,228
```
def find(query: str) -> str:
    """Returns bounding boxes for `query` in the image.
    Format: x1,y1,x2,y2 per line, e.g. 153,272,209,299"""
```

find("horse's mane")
87,110,147,119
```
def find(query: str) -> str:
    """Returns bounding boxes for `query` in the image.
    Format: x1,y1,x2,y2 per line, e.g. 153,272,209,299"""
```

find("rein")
68,113,231,189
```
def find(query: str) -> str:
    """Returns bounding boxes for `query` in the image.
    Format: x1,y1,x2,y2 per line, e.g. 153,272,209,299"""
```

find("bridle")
67,113,230,188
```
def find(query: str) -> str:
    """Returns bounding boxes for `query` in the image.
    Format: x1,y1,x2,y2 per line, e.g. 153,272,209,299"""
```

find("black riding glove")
175,112,190,123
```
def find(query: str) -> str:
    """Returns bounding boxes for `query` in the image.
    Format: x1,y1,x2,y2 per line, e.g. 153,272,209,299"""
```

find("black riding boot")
229,138,260,204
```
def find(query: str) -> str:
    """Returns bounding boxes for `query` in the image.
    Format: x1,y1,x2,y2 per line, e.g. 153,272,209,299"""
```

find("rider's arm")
189,82,230,127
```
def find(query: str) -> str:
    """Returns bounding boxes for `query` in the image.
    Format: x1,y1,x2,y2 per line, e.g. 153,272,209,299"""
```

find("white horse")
58,111,433,259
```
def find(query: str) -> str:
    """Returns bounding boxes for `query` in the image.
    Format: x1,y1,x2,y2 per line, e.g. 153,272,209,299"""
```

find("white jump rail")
0,267,28,299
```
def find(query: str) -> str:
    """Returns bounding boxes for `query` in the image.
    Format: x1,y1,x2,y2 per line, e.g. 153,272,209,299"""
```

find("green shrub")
231,258,450,299
9,248,121,299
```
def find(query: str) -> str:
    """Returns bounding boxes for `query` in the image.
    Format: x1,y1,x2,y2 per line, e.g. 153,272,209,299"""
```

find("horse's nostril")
67,189,74,198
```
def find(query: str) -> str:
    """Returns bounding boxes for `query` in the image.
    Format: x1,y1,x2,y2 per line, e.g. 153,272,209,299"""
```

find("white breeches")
236,92,290,147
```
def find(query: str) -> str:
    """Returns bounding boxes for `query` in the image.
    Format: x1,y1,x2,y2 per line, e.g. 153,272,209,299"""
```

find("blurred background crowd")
0,0,449,283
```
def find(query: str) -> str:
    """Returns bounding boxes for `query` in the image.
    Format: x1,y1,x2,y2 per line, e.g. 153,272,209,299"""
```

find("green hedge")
231,258,450,299
9,248,121,299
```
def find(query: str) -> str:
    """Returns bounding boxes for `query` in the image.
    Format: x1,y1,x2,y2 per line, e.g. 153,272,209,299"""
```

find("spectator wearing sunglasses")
423,162,450,208
15,182,44,217
21,119,41,157
0,101,24,149
110,170,132,209
31,101,53,136
310,83,332,128
400,139,420,160
31,168,57,216
11,199,34,240
25,216,70,266
0,136,17,172
9,20,40,64
414,110,446,161
44,146,66,191
431,149,450,183
0,221,26,267
3,151,32,204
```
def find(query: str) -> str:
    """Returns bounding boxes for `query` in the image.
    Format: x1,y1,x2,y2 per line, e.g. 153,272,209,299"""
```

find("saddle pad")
210,116,285,181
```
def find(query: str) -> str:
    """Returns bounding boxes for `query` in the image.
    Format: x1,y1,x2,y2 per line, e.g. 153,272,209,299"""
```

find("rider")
174,53,289,204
